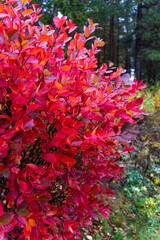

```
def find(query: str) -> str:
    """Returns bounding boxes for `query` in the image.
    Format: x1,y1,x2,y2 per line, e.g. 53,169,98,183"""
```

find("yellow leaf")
22,9,33,16
109,61,114,67
22,0,29,3
97,40,105,47
88,18,93,28
43,69,51,75
92,74,98,84
55,81,62,89
154,178,159,185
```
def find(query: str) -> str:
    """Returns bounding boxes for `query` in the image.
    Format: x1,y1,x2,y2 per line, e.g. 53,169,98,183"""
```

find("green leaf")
0,213,13,225
19,209,30,217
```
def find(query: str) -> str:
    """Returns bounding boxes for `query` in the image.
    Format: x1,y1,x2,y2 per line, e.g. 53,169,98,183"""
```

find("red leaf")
68,26,77,33
61,156,76,167
41,153,57,163
18,180,28,191
137,80,146,89
0,217,15,233
23,223,31,237
0,201,3,217
0,229,4,240
71,139,83,146
135,97,143,106
113,126,118,134
12,130,24,142
0,78,7,87
28,202,39,214
6,189,18,201
53,17,60,28
100,211,109,219
96,129,106,140
64,220,78,229
26,164,37,170
24,119,35,129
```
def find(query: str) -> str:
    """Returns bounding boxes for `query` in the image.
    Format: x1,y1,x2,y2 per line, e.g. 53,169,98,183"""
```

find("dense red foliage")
0,0,146,239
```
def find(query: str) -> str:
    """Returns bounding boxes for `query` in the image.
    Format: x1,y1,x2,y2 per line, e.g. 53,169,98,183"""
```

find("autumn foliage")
0,0,147,239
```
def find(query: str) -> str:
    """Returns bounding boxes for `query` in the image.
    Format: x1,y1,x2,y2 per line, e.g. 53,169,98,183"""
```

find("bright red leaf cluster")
0,0,146,239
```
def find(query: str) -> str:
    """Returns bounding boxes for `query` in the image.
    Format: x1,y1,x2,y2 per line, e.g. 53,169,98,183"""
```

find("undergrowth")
89,84,160,240
90,160,160,240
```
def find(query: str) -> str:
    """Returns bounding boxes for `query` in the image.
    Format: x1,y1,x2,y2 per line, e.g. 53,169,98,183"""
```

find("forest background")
32,0,160,85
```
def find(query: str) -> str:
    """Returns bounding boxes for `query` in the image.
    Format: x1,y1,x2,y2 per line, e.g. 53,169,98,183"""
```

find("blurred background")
32,0,160,85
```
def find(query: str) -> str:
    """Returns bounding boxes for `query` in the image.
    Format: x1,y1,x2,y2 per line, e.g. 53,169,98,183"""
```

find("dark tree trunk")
125,20,130,72
116,17,120,67
135,4,142,80
109,0,114,63
125,48,130,72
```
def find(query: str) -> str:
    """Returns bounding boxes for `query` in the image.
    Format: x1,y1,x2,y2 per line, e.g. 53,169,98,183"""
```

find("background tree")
32,0,160,84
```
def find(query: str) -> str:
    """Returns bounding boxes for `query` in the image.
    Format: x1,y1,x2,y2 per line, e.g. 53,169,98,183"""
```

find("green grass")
90,167,160,240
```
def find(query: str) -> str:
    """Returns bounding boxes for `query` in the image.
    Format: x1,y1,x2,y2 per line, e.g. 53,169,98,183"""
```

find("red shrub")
0,1,146,239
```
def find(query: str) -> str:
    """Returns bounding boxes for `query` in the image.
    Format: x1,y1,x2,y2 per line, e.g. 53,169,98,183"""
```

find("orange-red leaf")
70,39,76,47
62,65,71,71
0,3,3,12
77,41,85,50
24,223,31,237
28,219,36,227
38,35,49,42
97,40,105,47
84,26,90,38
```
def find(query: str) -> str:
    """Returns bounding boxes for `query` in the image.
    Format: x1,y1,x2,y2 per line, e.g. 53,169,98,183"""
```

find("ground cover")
87,85,160,240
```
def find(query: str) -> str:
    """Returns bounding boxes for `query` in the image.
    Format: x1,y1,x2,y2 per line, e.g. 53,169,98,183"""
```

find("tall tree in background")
140,0,160,83
56,0,91,27
32,0,91,26
32,0,160,84
135,3,142,80
109,0,114,62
